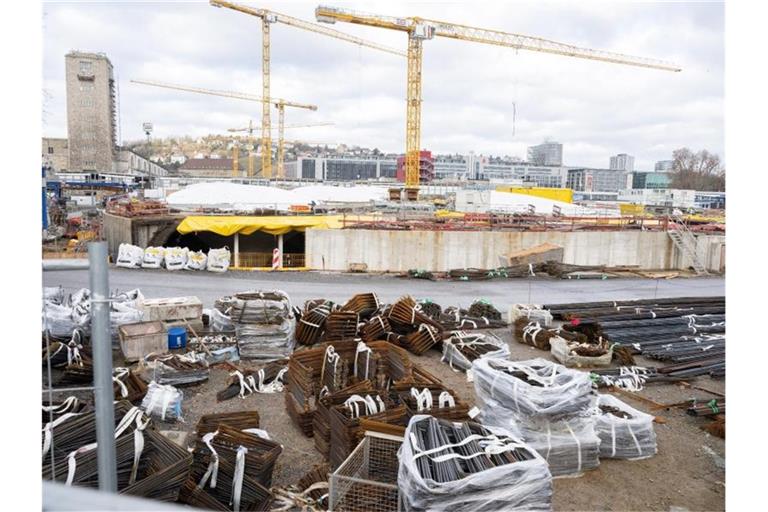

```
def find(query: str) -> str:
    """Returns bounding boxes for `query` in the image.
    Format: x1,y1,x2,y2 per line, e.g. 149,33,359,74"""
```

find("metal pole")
88,242,117,492
234,232,240,268
278,234,284,269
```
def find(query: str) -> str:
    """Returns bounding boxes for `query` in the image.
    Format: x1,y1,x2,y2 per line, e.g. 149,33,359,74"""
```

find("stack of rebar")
402,324,442,355
113,367,148,403
360,314,391,343
393,383,470,421
313,383,376,458
441,331,510,372
687,398,725,417
295,303,331,346
140,353,210,386
438,306,508,330
329,401,406,470
417,300,442,320
467,300,502,321
195,411,261,437
322,311,360,341
341,293,381,319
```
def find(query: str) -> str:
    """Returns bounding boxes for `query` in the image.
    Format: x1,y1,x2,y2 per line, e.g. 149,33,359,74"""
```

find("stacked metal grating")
543,296,725,380
139,353,210,386
42,402,191,502
195,411,261,437
399,416,553,510
218,291,295,360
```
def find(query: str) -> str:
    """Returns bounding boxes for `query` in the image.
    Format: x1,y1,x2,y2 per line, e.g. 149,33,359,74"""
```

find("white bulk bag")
164,247,189,271
116,243,144,269
185,250,208,271
141,247,165,269
207,247,231,273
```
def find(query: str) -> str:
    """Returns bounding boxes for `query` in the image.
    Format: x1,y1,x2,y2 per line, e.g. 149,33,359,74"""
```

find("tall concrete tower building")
65,51,116,172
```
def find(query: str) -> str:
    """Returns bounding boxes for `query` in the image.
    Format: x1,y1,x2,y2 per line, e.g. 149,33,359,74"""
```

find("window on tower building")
79,61,92,74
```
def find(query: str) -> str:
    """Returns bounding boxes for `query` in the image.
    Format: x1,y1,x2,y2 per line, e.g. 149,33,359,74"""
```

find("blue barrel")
168,327,187,350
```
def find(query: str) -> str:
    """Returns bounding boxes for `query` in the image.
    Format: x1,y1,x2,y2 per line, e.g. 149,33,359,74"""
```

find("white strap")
113,368,130,398
565,421,582,473
231,445,248,512
438,391,455,409
198,431,220,489
354,341,373,379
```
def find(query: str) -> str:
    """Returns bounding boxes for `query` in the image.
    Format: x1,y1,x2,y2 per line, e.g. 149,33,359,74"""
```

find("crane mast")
315,5,680,199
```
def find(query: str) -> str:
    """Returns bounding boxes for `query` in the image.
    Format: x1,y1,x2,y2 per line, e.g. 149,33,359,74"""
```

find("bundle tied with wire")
223,290,295,360
398,415,552,511
217,360,288,401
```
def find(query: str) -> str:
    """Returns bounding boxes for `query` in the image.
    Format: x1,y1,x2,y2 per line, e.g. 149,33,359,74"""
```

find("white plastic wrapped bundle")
508,304,553,326
472,358,595,420
185,250,207,271
163,247,189,271
225,290,295,360
441,331,510,372
207,247,231,272
140,381,183,422
518,417,601,477
43,286,65,305
398,415,552,511
205,307,235,332
116,243,144,269
42,302,89,338
550,336,613,368
594,394,657,460
237,320,295,360
141,247,165,269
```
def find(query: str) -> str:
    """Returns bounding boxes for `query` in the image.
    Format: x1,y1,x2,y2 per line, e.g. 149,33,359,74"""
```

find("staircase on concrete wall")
668,215,708,275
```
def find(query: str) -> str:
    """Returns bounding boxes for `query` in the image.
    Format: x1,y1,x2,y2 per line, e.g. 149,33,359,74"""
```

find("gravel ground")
42,270,725,511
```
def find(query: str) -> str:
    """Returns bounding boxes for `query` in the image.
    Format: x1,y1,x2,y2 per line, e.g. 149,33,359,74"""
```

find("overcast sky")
42,0,724,170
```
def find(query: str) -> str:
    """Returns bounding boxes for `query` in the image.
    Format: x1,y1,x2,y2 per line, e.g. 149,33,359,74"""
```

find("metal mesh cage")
329,432,402,512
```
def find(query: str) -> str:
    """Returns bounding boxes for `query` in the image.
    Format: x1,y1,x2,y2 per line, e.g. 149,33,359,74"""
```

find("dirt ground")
122,326,724,512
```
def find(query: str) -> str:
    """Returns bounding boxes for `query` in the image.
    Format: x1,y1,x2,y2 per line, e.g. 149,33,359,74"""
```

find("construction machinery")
130,79,318,177
229,119,334,178
209,0,405,179
315,6,681,200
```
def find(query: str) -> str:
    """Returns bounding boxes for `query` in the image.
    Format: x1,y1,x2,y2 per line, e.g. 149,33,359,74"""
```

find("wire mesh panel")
330,432,402,512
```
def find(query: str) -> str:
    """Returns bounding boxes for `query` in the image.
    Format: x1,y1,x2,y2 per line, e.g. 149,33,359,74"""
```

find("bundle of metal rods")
193,424,282,488
322,311,360,341
195,411,261,437
393,383,470,421
402,324,443,355
418,300,443,320
441,331,509,372
360,314,392,342
293,463,331,509
140,353,210,387
113,367,148,403
387,296,442,333
407,417,533,483
181,453,273,510
228,291,293,324
439,306,508,330
467,300,502,321
216,360,287,401
329,402,407,470
313,382,376,458
56,359,94,386
295,303,331,346
687,399,725,417
341,293,381,319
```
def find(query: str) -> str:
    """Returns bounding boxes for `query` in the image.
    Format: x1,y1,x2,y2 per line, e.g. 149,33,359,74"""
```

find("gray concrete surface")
43,267,725,311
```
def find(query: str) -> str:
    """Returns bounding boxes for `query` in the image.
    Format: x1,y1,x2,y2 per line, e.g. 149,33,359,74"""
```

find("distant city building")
432,154,565,187
65,51,116,172
618,188,697,208
527,141,563,166
42,137,69,172
609,153,635,172
396,151,435,183
566,168,626,193
179,157,246,177
655,160,674,172
694,191,726,210
113,149,169,177
630,171,671,190
287,156,397,181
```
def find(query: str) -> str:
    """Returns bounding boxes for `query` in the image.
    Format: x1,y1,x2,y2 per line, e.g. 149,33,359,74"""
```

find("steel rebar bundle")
341,293,381,320
196,411,261,437
441,331,510,372
295,303,331,346
313,383,376,458
322,311,360,341
687,399,725,417
140,353,210,387
360,314,391,342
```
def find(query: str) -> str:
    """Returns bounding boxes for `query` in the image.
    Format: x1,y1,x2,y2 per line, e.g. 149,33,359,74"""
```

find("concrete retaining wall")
306,229,725,273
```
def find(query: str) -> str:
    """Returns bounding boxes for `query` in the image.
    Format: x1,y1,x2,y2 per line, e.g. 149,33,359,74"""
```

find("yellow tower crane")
315,6,681,200
130,79,317,177
229,120,334,177
209,0,406,179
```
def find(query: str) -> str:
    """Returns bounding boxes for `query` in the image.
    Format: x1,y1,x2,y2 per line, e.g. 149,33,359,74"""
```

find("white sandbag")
116,243,144,269
472,358,595,420
398,415,553,511
141,247,165,269
163,247,189,271
441,331,510,372
594,394,657,460
185,250,208,271
550,336,613,368
140,381,183,422
518,417,601,478
207,247,231,273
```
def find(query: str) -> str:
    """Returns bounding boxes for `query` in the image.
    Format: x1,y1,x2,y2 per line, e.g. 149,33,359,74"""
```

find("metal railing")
237,252,306,268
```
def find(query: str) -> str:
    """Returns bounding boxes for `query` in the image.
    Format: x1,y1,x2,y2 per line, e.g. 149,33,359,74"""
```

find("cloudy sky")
42,0,724,170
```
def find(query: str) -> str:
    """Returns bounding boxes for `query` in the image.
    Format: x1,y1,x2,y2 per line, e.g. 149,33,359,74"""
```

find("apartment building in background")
609,153,635,172
65,51,116,172
527,141,563,166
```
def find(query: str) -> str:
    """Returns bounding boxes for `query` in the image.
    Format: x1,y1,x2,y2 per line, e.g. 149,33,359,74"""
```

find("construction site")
40,1,726,511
